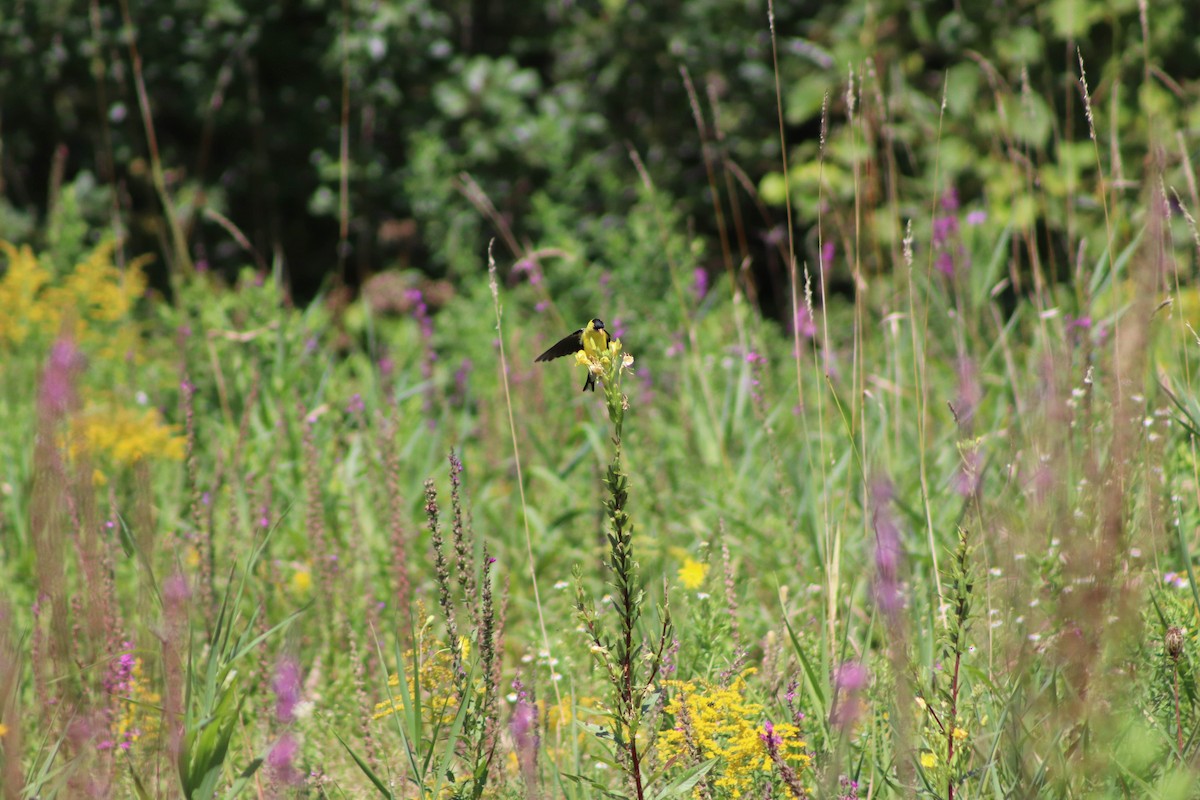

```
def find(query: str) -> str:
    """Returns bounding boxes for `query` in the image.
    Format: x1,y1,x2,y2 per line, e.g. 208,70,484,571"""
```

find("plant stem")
948,649,961,800
1174,661,1184,755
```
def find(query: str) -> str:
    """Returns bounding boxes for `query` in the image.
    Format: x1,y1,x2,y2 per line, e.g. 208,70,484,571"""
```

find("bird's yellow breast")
581,324,608,358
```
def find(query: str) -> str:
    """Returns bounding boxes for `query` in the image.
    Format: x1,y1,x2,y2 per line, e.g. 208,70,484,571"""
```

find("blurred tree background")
2,0,1197,321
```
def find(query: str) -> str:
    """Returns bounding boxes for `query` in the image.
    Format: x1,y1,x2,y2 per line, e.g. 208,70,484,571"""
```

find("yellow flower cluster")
0,240,149,359
373,636,460,727
659,672,811,797
116,657,160,751
69,405,185,472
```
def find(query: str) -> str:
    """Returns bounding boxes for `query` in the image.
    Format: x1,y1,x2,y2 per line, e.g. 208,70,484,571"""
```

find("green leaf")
649,758,719,800
336,731,395,799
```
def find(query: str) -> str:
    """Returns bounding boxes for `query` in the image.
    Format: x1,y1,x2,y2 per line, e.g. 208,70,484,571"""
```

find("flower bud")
1166,626,1185,661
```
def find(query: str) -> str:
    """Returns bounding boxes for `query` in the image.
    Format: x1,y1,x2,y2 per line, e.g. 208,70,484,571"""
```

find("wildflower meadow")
4,1,1200,798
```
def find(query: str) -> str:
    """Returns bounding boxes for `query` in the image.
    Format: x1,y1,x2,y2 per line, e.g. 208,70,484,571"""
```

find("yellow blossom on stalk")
921,751,938,769
659,672,810,797
678,557,710,590
953,727,968,742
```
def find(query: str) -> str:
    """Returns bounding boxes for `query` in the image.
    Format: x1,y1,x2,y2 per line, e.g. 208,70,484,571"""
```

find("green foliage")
8,1,1200,797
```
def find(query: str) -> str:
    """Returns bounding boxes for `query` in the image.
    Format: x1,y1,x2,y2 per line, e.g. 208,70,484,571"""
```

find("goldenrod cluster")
115,657,160,751
69,405,185,478
659,672,811,798
373,636,460,727
0,240,149,360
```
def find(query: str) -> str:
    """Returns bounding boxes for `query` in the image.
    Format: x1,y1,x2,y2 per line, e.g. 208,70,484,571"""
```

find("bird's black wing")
535,329,584,362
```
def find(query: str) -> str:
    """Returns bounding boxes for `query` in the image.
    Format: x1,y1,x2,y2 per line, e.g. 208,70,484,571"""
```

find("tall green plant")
573,337,674,799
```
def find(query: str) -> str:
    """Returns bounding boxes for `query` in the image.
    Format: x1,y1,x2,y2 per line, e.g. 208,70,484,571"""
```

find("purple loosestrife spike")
692,267,709,300
759,720,782,747
831,662,868,731
268,732,302,785
821,240,835,272
935,250,956,277
955,357,982,427
40,335,84,415
273,657,302,724
871,477,904,614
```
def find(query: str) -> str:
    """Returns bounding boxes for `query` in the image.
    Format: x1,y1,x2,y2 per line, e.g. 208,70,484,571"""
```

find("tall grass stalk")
486,241,563,718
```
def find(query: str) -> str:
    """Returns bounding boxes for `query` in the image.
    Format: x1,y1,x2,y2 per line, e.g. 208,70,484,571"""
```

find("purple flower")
759,720,783,747
831,662,868,730
932,216,958,249
346,393,365,415
40,336,84,416
452,358,473,403
1164,572,1189,589
1066,315,1092,330
821,240,836,272
834,662,867,697
871,477,903,614
273,658,302,723
510,680,539,782
513,259,543,286
955,357,981,426
966,210,987,226
268,733,302,785
692,268,709,301
163,572,191,604
935,250,956,277
793,306,817,338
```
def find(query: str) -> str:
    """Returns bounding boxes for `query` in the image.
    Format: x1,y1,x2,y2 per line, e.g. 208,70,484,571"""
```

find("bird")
535,318,609,391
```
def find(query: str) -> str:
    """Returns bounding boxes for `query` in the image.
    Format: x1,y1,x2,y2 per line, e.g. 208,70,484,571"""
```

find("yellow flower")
678,557,710,590
0,242,50,346
0,239,149,354
953,727,968,742
290,568,313,596
374,624,467,729
659,672,809,797
69,405,185,471
0,722,8,737
921,751,937,769
115,657,160,750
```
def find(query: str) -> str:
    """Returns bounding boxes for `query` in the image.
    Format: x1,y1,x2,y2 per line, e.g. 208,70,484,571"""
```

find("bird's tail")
582,373,596,392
